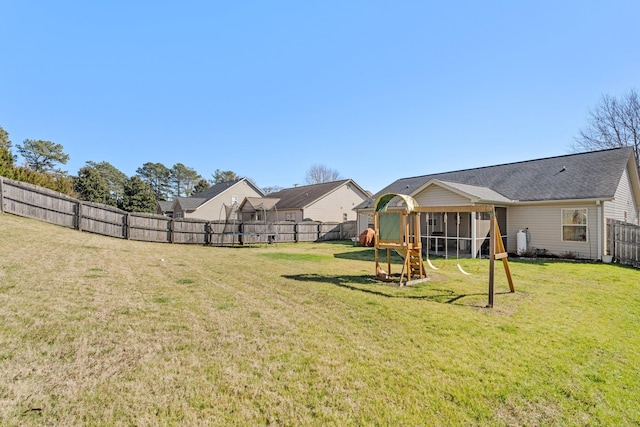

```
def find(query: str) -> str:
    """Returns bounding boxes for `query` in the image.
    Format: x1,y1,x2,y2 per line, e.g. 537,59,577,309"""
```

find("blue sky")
1,1,639,193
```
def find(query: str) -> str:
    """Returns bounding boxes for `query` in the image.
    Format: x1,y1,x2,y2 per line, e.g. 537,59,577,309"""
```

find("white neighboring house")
170,178,264,220
355,147,640,261
267,179,369,223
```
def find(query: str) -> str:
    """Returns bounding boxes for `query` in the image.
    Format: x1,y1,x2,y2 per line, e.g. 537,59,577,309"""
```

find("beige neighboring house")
267,179,369,223
355,147,640,261
171,178,264,220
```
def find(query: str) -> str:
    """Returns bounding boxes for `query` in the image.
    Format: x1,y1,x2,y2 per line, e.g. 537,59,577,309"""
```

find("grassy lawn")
1,213,639,425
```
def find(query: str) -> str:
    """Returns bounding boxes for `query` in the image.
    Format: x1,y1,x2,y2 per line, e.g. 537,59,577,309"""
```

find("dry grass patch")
1,213,639,425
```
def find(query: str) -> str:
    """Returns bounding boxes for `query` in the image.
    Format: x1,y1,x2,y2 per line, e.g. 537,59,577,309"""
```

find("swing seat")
456,263,472,275
426,257,446,270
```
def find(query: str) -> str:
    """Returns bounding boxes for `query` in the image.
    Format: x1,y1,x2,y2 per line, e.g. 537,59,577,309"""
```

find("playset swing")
373,193,515,307
424,212,446,270
454,212,472,275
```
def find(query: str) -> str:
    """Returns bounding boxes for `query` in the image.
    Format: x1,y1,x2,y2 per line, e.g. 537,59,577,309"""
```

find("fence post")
124,213,130,239
76,201,83,231
169,219,174,243
0,176,4,214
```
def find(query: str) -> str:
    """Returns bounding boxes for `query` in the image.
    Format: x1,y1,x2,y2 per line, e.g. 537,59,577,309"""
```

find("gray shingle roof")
191,178,244,200
174,178,265,211
174,197,206,211
358,147,635,209
156,200,173,212
268,179,351,210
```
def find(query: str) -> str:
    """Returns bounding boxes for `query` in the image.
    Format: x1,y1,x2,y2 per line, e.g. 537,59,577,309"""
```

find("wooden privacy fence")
0,176,357,245
607,219,640,267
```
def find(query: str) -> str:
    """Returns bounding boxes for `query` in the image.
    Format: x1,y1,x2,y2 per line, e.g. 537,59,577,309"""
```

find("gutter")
513,197,614,206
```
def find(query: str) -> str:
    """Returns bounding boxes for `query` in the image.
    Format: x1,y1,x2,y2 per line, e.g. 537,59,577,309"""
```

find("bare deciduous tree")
572,89,640,168
262,185,283,195
304,164,342,185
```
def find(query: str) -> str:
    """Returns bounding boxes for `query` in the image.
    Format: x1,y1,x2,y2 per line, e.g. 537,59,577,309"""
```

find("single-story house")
355,147,640,261
171,178,264,220
266,179,369,223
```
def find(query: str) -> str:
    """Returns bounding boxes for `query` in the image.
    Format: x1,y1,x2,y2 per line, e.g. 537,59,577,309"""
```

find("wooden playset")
373,193,514,308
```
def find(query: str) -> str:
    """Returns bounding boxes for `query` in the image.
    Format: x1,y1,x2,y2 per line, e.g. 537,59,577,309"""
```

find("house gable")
412,179,513,206
270,179,368,222
170,178,265,220
189,179,264,220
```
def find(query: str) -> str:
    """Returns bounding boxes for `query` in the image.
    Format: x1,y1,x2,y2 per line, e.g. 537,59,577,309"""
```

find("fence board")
172,219,208,244
208,221,241,245
296,222,320,242
607,219,640,268
0,177,354,246
318,222,340,241
274,222,296,242
128,213,173,242
81,202,127,238
2,179,77,228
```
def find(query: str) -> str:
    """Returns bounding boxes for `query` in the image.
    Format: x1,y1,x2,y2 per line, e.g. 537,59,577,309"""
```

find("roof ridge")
398,147,632,181
282,179,349,190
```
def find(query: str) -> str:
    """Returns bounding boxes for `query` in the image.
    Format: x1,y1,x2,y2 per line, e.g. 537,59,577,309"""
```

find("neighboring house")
355,147,640,261
238,197,280,222
172,178,265,220
267,179,369,223
156,200,174,217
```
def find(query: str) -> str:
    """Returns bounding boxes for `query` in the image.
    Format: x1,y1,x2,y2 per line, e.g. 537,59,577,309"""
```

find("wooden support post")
386,248,391,278
124,213,130,240
0,176,4,214
76,201,83,231
374,245,379,274
494,219,515,293
205,222,211,245
488,213,495,308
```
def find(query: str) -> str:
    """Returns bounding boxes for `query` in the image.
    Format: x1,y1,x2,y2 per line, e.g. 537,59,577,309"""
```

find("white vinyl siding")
414,186,472,206
303,184,368,222
276,210,302,222
184,181,263,221
357,211,374,234
604,168,640,225
507,203,598,259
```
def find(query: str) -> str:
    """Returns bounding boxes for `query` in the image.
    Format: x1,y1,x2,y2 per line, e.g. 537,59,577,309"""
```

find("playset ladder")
400,248,428,286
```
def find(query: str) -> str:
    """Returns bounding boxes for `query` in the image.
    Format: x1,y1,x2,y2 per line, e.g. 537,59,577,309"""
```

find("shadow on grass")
333,249,404,263
283,273,509,307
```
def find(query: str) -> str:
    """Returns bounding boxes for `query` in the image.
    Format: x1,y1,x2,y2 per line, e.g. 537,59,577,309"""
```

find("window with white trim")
562,208,587,242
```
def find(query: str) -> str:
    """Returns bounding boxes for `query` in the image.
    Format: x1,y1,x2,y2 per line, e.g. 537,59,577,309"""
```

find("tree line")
0,126,345,213
0,130,247,212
